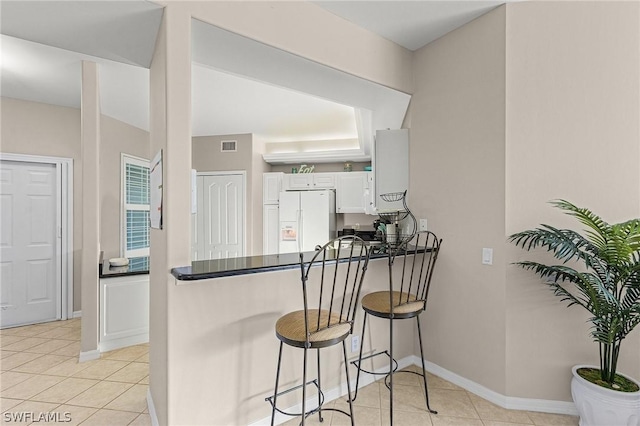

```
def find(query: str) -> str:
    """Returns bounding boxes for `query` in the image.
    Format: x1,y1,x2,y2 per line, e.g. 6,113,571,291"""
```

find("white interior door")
1,160,60,328
193,173,244,260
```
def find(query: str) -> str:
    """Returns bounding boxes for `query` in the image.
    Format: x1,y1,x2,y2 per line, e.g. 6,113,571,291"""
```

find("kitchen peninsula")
165,245,418,425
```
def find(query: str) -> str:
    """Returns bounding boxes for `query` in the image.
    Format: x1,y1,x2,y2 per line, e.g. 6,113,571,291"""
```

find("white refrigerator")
279,190,336,254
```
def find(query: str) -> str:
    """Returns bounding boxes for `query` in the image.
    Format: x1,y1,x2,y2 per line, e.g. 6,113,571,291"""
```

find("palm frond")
510,200,640,385
550,200,610,249
509,226,598,266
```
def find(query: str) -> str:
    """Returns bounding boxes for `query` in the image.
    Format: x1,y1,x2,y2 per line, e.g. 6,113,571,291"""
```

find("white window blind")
122,154,150,258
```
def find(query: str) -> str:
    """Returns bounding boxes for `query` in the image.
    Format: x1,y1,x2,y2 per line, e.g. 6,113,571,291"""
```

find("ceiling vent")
221,140,237,152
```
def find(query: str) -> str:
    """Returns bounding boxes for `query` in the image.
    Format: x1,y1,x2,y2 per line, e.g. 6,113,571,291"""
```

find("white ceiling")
1,34,151,131
314,1,505,51
0,0,511,143
0,1,164,67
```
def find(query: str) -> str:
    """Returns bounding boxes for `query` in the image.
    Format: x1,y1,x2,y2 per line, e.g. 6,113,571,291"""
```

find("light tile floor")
281,367,579,426
2,319,579,426
1,319,150,425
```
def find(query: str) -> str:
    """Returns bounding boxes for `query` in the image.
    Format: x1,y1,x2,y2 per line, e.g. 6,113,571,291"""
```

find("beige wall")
411,0,640,403
191,133,252,173
185,1,414,94
410,6,508,394
100,115,150,259
1,98,83,312
504,1,640,401
0,98,151,313
149,4,193,425
149,2,416,424
252,136,269,254
80,61,101,353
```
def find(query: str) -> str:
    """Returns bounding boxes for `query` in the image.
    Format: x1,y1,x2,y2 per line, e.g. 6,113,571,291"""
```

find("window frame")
121,153,150,259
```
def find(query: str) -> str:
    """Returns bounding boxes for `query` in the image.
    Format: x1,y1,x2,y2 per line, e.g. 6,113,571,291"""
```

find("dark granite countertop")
99,255,149,278
171,244,393,281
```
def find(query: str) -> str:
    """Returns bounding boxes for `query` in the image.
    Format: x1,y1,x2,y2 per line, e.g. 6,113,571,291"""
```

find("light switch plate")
419,219,428,231
482,248,493,265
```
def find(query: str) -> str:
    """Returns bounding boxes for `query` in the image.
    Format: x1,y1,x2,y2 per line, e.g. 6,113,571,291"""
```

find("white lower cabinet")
99,275,149,352
263,204,279,255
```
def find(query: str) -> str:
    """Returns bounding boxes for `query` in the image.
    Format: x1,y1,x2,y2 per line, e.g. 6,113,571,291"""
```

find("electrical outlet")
482,248,493,265
351,335,360,353
419,219,428,231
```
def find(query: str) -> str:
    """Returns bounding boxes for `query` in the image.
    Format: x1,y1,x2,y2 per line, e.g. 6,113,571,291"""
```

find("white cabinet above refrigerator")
283,172,336,190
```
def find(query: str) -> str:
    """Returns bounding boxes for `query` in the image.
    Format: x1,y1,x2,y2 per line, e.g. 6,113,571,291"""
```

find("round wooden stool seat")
276,309,352,349
361,291,425,319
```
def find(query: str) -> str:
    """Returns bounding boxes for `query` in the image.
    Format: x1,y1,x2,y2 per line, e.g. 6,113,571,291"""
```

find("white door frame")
196,170,247,257
0,153,74,321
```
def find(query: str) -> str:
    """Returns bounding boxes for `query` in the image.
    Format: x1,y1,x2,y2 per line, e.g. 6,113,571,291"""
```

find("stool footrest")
350,350,399,376
264,379,325,418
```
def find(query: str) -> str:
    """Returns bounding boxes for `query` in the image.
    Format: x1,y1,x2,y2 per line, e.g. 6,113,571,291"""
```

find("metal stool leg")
302,346,308,426
317,349,323,423
342,340,355,426
352,311,368,402
270,341,284,426
416,316,437,414
389,315,394,426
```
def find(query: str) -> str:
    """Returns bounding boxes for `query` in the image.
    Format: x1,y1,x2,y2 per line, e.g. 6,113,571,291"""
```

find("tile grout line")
1,319,149,425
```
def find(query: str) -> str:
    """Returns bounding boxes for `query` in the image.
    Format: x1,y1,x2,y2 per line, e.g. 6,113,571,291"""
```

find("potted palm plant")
509,200,640,426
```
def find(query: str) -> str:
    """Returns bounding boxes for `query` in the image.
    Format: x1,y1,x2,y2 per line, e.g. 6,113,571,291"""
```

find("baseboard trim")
99,333,149,353
78,349,100,363
147,389,159,426
413,356,578,416
72,310,82,318
249,355,415,426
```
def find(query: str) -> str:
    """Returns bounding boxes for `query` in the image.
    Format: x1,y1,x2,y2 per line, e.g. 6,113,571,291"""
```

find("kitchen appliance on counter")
279,190,336,254
338,229,377,241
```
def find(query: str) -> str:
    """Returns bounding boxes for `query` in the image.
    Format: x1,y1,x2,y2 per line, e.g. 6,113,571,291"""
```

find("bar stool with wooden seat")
266,235,370,426
351,231,442,425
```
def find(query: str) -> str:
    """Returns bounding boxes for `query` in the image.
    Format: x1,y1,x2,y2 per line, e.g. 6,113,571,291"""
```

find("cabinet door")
263,173,283,204
312,173,336,189
336,172,370,213
263,204,279,255
100,275,149,352
284,174,312,189
374,129,409,211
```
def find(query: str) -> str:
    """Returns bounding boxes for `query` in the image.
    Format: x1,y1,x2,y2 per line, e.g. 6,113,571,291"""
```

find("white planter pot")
571,365,640,426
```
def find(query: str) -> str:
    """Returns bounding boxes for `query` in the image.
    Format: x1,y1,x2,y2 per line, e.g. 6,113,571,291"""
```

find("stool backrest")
392,231,442,308
299,236,370,342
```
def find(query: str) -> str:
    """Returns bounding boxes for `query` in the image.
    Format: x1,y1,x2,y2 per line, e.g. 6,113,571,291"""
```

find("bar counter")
171,244,388,281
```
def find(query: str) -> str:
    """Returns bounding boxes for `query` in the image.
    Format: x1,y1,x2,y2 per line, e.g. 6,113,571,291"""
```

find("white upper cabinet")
283,172,336,190
336,172,371,214
373,129,409,211
263,172,284,204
